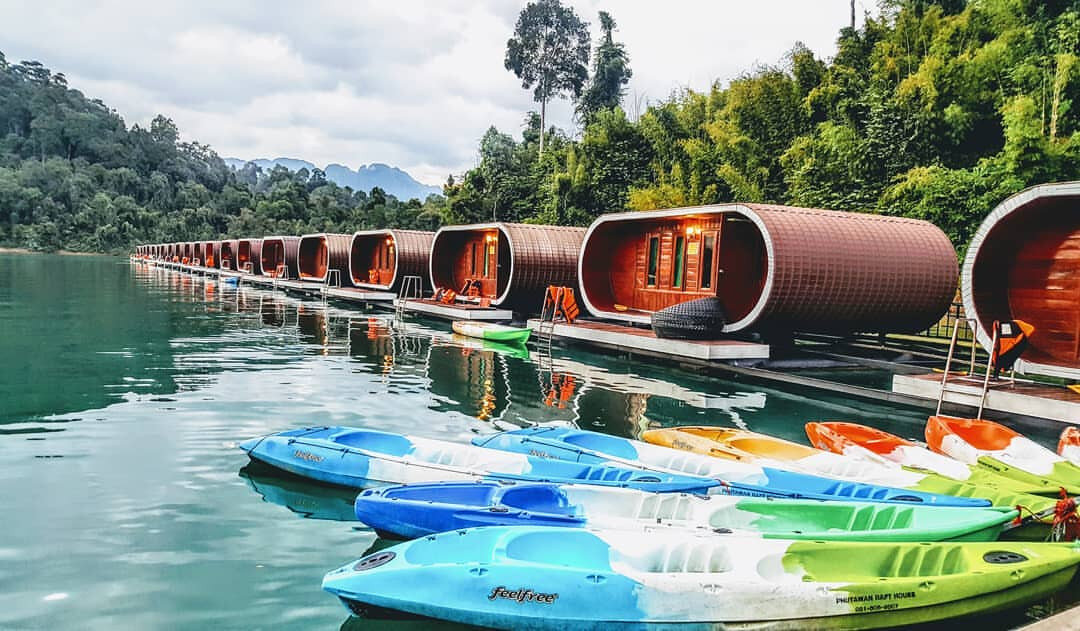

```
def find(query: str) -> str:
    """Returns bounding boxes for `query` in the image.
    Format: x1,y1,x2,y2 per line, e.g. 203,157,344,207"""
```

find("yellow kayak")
641,427,1058,517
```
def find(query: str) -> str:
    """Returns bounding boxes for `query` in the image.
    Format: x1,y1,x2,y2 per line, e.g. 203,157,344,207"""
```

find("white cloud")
1,1,869,185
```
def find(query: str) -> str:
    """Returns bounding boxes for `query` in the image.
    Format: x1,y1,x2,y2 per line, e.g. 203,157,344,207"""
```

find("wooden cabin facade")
298,233,353,285
349,229,434,292
430,223,585,311
237,239,258,274
203,241,219,268
260,236,301,278
580,204,958,335
216,240,235,270
963,182,1080,379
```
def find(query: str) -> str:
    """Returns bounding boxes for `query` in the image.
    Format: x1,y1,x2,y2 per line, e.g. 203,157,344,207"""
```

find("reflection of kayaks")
449,333,530,360
354,480,1015,542
1061,426,1080,467
926,416,1080,495
238,426,719,494
806,422,1059,499
475,426,989,507
239,463,359,521
451,321,530,345
641,427,1033,510
323,526,1080,630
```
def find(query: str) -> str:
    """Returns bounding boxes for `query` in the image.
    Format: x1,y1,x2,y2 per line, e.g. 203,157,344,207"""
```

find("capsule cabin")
236,239,258,274
349,229,434,292
963,182,1080,379
219,240,238,271
298,233,353,285
183,242,195,264
430,222,585,310
202,241,219,268
579,204,957,335
260,236,301,278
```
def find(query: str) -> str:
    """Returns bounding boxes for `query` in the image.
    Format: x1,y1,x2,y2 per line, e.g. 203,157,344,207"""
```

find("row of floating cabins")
134,182,1080,426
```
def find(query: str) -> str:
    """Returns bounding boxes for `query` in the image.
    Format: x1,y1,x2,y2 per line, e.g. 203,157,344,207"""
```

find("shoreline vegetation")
0,247,103,256
1,1,1078,257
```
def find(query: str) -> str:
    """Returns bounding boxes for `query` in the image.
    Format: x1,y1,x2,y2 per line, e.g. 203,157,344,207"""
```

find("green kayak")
451,320,531,344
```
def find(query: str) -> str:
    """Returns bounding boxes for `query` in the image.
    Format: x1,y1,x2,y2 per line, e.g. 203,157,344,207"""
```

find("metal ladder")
395,275,423,322
322,269,341,303
936,317,1006,420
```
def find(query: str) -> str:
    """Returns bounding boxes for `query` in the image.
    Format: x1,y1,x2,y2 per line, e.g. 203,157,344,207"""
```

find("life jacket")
369,269,379,284
992,319,1034,370
461,278,481,297
544,286,580,323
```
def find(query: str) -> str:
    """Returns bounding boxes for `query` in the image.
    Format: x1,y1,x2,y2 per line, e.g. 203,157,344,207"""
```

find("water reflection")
239,463,360,522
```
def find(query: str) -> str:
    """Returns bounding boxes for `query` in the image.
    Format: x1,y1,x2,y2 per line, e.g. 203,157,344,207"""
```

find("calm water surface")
0,253,1075,630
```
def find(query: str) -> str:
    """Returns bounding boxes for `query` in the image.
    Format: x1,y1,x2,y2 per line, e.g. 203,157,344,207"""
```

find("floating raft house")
962,182,1080,379
429,222,585,311
579,204,958,335
349,229,434,293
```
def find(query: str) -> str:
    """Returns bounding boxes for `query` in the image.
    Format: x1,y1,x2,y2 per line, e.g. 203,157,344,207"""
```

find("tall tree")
576,11,633,124
505,0,590,156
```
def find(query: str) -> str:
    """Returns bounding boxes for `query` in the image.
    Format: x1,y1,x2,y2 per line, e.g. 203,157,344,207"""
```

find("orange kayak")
806,422,1054,495
1061,426,1080,467
926,416,1080,495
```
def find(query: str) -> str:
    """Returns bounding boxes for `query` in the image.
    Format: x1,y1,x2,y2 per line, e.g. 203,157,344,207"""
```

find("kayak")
475,426,991,507
238,426,720,494
451,321,531,345
323,526,1080,630
806,422,1060,497
1060,426,1080,467
353,480,1016,542
926,416,1080,495
641,426,1042,511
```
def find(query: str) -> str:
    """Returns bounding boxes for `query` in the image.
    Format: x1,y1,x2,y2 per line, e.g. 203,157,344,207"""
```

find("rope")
1011,487,1079,542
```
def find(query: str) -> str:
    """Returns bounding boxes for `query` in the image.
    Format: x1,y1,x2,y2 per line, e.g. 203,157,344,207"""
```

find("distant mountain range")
224,157,442,201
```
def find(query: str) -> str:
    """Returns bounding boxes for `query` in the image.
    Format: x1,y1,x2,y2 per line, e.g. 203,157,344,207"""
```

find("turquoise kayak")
323,526,1080,629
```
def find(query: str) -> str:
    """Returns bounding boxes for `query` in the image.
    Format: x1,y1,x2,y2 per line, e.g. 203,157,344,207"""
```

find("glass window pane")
646,237,659,286
701,234,715,289
673,236,685,288
471,243,477,275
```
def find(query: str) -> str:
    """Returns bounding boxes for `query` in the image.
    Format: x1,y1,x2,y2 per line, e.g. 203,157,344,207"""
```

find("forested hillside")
2,0,1078,255
0,52,444,253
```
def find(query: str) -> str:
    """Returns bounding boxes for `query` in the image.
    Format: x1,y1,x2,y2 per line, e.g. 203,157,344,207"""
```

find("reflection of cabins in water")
579,205,958,336
425,342,512,421
347,317,432,378
350,229,435,293
296,305,351,354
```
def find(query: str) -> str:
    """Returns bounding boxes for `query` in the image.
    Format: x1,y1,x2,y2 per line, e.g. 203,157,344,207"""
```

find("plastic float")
323,526,1080,630
353,480,1015,542
238,426,719,494
474,426,991,507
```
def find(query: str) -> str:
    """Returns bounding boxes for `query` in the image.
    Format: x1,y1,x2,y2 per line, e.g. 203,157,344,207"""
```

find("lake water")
0,253,1075,630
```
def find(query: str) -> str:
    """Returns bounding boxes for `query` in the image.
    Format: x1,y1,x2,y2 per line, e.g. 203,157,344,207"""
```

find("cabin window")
483,242,491,277
701,234,715,290
672,236,686,288
470,243,478,275
646,236,659,286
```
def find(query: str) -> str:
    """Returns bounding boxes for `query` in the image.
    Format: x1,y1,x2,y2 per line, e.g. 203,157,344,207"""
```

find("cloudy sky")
3,1,870,185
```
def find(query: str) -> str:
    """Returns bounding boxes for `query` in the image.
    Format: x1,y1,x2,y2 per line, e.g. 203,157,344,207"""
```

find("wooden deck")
525,319,769,362
395,298,513,321
893,372,1080,424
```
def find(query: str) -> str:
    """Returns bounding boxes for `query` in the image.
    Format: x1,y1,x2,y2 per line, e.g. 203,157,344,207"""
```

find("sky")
2,1,871,185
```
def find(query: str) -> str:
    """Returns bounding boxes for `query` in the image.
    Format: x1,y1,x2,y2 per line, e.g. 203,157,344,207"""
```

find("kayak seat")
845,506,915,531
334,430,413,456
789,544,969,581
613,540,732,574
499,486,572,514
630,493,696,521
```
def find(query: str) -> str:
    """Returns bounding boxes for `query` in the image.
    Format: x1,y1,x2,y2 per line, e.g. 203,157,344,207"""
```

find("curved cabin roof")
962,182,1080,379
350,229,434,292
580,204,957,335
430,222,585,309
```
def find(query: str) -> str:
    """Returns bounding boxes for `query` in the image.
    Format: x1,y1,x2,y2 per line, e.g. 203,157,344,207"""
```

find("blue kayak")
472,426,991,507
238,426,721,494
353,480,1014,542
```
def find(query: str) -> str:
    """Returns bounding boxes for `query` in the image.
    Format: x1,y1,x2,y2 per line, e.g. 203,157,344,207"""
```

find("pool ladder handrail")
936,318,1012,420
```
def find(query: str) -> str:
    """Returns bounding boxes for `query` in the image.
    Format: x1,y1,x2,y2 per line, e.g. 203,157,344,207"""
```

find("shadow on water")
239,461,360,522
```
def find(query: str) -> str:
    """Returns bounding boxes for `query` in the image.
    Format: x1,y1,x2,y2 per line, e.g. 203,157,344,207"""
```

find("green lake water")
0,253,1076,630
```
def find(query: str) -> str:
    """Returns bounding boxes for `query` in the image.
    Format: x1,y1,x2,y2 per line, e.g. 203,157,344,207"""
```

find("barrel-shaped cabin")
298,233,353,285
260,236,301,278
349,229,434,292
219,239,238,271
183,242,195,264
237,239,259,274
579,204,958,335
430,222,585,310
202,241,219,268
962,182,1080,379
